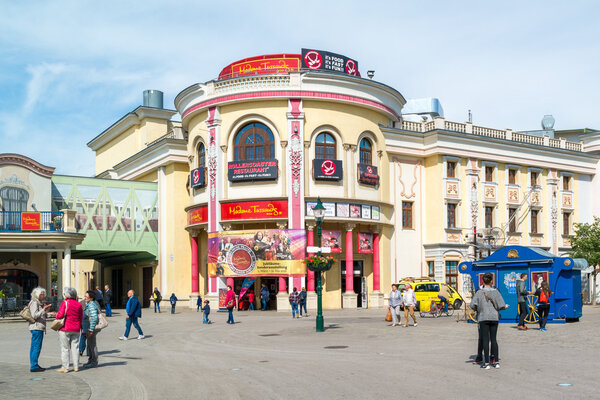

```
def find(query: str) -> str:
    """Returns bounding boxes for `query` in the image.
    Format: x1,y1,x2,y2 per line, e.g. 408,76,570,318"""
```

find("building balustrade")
0,211,64,232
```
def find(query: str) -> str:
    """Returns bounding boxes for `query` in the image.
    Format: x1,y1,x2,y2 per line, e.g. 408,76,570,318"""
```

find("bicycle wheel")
419,311,426,318
445,308,454,317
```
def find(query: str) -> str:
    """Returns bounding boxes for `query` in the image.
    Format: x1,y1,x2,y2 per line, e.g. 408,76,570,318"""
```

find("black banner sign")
301,49,359,76
357,164,379,186
228,160,278,182
313,159,343,181
190,167,205,188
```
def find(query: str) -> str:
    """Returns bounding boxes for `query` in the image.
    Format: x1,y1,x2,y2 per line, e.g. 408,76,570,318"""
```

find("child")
170,293,178,314
202,300,211,324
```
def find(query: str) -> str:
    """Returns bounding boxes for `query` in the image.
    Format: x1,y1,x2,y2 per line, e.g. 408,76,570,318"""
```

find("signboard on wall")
221,200,288,221
313,159,343,181
21,212,41,231
208,229,306,277
301,48,359,76
358,232,374,254
187,206,208,225
321,230,342,253
190,167,205,188
228,160,278,182
357,164,379,185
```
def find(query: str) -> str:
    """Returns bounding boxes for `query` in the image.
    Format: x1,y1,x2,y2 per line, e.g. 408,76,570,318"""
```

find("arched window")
315,133,336,159
0,186,29,212
359,138,372,165
197,142,206,168
234,122,275,161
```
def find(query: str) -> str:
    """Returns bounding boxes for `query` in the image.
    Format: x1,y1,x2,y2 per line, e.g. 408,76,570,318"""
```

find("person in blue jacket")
170,293,178,314
119,290,144,340
196,295,203,312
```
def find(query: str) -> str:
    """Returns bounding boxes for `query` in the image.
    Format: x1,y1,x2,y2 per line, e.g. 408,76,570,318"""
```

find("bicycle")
419,299,454,318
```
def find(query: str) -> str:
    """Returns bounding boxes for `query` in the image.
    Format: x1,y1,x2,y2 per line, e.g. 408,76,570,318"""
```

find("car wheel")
453,300,462,310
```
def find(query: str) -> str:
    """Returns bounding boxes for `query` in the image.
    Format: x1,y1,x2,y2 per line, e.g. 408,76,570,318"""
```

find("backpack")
539,290,550,303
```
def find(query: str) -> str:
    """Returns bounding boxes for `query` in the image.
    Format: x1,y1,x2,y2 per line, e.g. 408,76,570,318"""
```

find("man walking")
103,285,112,317
260,283,270,311
95,286,104,309
516,273,531,330
119,290,144,340
289,287,300,319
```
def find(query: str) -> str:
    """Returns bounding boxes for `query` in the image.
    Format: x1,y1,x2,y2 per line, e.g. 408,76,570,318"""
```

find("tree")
570,217,600,305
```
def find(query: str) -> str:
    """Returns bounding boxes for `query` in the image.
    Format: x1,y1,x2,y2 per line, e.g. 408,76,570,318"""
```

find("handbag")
227,300,235,309
19,302,36,324
94,312,108,331
385,308,392,322
51,300,68,331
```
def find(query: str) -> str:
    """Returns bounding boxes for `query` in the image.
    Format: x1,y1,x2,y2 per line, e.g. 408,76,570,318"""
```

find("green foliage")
570,216,600,271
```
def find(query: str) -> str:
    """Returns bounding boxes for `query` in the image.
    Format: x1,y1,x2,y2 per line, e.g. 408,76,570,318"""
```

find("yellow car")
395,281,464,312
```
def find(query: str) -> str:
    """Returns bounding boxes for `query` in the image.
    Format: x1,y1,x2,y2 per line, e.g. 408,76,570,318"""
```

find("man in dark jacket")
119,290,144,340
95,286,104,308
260,283,270,311
516,273,531,330
103,285,112,317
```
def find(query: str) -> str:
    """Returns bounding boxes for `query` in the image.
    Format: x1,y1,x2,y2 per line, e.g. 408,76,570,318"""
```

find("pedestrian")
103,285,112,317
388,284,402,327
170,293,178,314
260,283,269,311
401,283,418,327
289,287,300,318
247,290,255,311
153,287,162,313
470,272,509,369
535,280,552,332
196,295,203,312
82,290,100,368
202,300,211,324
438,283,451,313
516,273,531,330
225,285,236,324
119,290,144,340
56,287,83,373
95,286,103,309
78,298,88,357
298,287,308,317
28,287,52,372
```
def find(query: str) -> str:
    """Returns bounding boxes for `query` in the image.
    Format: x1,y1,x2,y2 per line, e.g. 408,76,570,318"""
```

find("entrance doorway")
111,269,124,308
142,267,152,308
259,277,278,310
341,260,365,308
0,269,38,300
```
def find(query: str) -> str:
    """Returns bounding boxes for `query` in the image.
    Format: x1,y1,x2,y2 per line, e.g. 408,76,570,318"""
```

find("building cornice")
111,139,188,180
0,153,55,178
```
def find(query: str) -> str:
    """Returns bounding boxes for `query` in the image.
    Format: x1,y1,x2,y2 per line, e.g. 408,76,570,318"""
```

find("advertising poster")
21,212,41,231
208,229,306,277
313,159,343,181
323,202,336,217
357,164,379,185
221,200,287,221
321,230,342,253
531,271,549,292
337,203,349,218
358,232,373,254
218,288,228,310
350,204,361,218
301,48,359,76
371,206,380,220
306,201,316,216
361,205,371,219
190,167,205,188
187,206,208,225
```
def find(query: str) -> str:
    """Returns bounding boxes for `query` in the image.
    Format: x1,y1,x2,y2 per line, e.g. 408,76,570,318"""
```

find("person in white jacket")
401,284,418,327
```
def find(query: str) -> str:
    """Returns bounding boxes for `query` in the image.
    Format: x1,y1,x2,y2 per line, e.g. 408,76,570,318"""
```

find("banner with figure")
239,277,257,300
208,229,306,277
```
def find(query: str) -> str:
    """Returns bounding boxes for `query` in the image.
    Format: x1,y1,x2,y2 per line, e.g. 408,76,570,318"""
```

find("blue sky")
1,1,598,175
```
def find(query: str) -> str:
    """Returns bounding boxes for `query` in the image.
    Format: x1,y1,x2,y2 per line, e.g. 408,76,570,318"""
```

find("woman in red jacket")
225,286,236,324
55,287,83,372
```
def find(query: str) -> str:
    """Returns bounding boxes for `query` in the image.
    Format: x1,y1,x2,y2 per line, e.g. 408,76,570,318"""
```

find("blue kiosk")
459,246,587,323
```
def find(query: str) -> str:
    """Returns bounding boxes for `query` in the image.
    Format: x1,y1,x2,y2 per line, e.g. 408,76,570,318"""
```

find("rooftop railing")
0,211,63,232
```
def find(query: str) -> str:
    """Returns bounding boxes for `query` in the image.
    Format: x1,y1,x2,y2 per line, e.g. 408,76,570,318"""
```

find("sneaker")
83,362,97,368
30,367,45,372
79,350,84,356
473,358,482,365
137,335,145,340
392,323,397,327
494,363,500,369
119,336,128,341
57,368,69,373
413,323,418,327
481,364,490,370
73,367,79,372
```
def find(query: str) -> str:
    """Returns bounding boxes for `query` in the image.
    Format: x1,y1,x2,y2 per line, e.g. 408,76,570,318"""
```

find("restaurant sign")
228,160,278,182
301,48,359,76
221,200,288,221
21,212,41,231
313,159,343,181
190,167,205,188
187,206,208,226
357,164,379,185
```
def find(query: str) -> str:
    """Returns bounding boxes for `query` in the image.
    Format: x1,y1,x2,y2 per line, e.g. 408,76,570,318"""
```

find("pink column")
278,277,287,293
306,225,315,292
191,234,199,293
345,227,354,292
227,277,234,288
373,232,380,291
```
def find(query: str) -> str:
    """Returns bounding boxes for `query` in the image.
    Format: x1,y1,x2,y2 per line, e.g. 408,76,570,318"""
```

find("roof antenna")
468,109,472,123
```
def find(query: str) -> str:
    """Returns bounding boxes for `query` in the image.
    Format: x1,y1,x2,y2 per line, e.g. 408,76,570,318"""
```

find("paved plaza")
0,306,599,400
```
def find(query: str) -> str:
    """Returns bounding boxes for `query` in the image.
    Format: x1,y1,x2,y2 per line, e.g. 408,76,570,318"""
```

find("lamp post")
311,197,326,332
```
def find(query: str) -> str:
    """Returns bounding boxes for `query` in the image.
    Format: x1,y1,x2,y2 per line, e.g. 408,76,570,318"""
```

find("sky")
0,1,598,175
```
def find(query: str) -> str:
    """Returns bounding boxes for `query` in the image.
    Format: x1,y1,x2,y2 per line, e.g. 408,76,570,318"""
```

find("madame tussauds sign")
221,200,288,221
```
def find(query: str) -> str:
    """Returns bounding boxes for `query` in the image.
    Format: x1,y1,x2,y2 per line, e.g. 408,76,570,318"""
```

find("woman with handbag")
82,290,100,368
225,285,236,324
54,287,83,372
28,287,53,372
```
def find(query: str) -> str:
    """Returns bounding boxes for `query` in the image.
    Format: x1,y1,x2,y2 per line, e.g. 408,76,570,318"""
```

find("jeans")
291,302,299,317
105,303,112,317
79,332,88,356
299,302,307,315
261,298,267,311
538,304,550,328
30,330,44,370
154,301,160,313
86,331,98,364
58,331,80,369
171,305,175,314
227,308,234,324
476,323,483,361
518,302,528,326
124,317,144,337
390,305,401,324
479,320,499,364
203,313,210,323
249,302,254,310
438,296,449,312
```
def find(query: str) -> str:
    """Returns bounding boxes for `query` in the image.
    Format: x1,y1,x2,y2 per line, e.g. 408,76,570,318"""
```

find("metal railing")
0,297,60,318
0,211,63,232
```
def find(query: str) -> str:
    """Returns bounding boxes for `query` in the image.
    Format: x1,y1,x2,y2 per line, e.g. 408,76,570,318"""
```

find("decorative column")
342,223,357,309
64,247,72,289
467,158,479,262
57,251,63,299
190,230,200,308
206,106,222,297
548,169,559,255
368,228,384,308
46,252,52,294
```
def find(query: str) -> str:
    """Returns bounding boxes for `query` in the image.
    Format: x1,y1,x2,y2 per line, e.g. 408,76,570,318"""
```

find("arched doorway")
0,269,39,300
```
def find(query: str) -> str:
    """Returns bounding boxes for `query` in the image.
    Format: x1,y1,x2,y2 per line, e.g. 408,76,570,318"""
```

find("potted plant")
52,215,62,231
305,254,336,272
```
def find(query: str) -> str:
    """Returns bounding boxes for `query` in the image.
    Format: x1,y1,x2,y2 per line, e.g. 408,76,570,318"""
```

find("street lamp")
311,197,327,332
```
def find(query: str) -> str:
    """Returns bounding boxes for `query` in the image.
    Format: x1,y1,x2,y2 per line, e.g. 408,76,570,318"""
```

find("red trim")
183,91,399,120
191,236,199,293
289,98,302,118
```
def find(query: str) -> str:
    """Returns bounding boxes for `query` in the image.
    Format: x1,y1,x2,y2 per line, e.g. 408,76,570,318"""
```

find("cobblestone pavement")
0,306,599,400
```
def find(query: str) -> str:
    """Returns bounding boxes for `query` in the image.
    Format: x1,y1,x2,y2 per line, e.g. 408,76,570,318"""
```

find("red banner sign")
21,212,41,231
219,54,301,79
221,200,288,221
187,206,208,225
